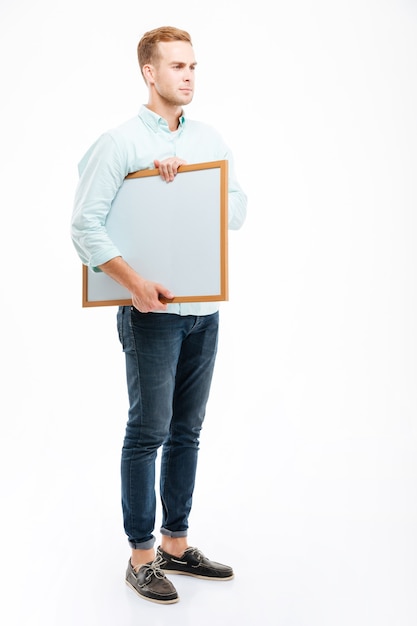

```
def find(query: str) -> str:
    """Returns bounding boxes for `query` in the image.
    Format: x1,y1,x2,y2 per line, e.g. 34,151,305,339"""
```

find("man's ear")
142,64,155,84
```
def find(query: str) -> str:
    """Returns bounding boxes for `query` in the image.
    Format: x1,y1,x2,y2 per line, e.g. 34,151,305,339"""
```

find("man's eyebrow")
170,61,198,66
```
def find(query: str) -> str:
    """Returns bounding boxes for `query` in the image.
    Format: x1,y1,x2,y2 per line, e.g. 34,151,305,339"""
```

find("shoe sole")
125,579,179,604
160,569,234,581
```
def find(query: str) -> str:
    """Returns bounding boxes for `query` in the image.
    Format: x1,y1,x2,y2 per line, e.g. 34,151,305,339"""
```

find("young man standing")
71,26,247,604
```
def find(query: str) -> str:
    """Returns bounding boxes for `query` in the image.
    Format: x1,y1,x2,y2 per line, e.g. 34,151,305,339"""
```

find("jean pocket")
117,306,135,352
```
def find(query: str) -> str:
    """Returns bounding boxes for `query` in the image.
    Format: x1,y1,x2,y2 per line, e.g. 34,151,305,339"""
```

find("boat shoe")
156,546,234,580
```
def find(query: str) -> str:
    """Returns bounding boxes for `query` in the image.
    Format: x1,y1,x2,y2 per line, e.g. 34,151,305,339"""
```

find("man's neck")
145,102,183,132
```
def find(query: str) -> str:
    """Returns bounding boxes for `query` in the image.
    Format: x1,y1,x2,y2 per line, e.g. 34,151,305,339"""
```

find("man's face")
146,41,196,106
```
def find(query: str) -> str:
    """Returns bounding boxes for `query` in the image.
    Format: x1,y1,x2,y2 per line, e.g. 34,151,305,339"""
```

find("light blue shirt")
71,105,247,316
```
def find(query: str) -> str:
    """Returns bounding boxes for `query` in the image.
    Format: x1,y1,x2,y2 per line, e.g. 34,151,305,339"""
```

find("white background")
1,1,416,625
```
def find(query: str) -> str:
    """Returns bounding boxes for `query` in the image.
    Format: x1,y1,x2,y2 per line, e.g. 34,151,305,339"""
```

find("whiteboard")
82,160,228,307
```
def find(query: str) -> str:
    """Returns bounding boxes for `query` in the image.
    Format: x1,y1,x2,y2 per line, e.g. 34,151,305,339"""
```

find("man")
71,26,247,605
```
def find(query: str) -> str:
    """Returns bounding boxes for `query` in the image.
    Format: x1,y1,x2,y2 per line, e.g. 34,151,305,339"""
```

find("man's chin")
179,92,193,103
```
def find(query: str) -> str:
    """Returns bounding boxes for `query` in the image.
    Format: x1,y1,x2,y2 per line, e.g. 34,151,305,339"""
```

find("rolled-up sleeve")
71,132,127,270
218,143,247,231
227,153,248,231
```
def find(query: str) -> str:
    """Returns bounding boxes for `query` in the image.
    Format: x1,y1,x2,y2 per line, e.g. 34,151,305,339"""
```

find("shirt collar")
138,105,186,132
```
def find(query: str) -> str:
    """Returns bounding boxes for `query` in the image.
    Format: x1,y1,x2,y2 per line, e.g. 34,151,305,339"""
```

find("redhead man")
71,26,247,604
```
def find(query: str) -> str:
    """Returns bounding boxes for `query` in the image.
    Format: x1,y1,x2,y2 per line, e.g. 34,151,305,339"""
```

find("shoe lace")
189,547,205,562
143,554,166,581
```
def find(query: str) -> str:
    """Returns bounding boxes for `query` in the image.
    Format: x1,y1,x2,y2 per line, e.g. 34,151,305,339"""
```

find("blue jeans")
117,306,219,550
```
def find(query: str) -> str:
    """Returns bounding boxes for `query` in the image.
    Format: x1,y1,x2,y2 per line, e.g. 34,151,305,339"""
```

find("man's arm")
98,256,174,312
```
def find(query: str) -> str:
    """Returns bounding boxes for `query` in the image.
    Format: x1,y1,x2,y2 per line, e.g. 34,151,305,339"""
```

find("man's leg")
118,307,187,559
155,312,234,580
159,312,219,544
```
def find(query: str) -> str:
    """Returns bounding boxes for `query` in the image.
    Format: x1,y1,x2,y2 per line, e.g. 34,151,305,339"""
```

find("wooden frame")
82,160,228,307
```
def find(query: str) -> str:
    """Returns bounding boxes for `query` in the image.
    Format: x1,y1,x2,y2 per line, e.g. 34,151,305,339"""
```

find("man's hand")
154,157,187,182
131,279,174,313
